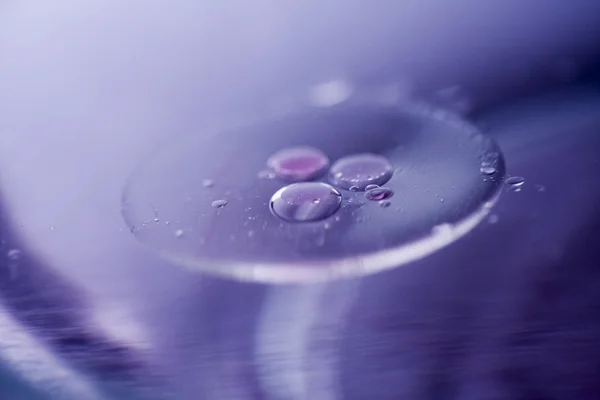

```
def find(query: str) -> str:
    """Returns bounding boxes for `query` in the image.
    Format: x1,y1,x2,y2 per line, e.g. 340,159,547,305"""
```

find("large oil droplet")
269,182,342,222
267,146,329,182
364,187,394,201
329,153,393,191
122,102,506,283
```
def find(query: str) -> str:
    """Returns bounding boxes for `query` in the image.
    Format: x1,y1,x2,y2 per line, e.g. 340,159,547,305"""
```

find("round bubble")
266,146,329,182
270,182,342,222
330,154,393,191
122,103,506,283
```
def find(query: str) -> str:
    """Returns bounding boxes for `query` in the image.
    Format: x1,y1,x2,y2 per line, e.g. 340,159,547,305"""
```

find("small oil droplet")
365,184,379,191
379,200,391,208
212,199,228,209
365,187,394,201
349,186,360,192
480,165,496,175
505,176,525,190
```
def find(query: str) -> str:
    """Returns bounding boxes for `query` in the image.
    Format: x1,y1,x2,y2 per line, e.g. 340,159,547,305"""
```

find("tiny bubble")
212,199,228,208
202,179,215,188
379,200,391,208
174,229,184,238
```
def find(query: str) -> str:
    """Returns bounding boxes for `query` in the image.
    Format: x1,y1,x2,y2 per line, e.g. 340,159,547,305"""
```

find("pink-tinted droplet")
364,187,394,202
267,146,329,182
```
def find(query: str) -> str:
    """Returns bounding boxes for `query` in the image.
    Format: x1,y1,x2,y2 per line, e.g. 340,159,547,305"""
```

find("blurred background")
1,1,600,398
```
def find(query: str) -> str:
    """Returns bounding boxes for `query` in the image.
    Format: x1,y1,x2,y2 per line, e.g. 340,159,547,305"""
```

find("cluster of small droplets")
260,148,399,222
